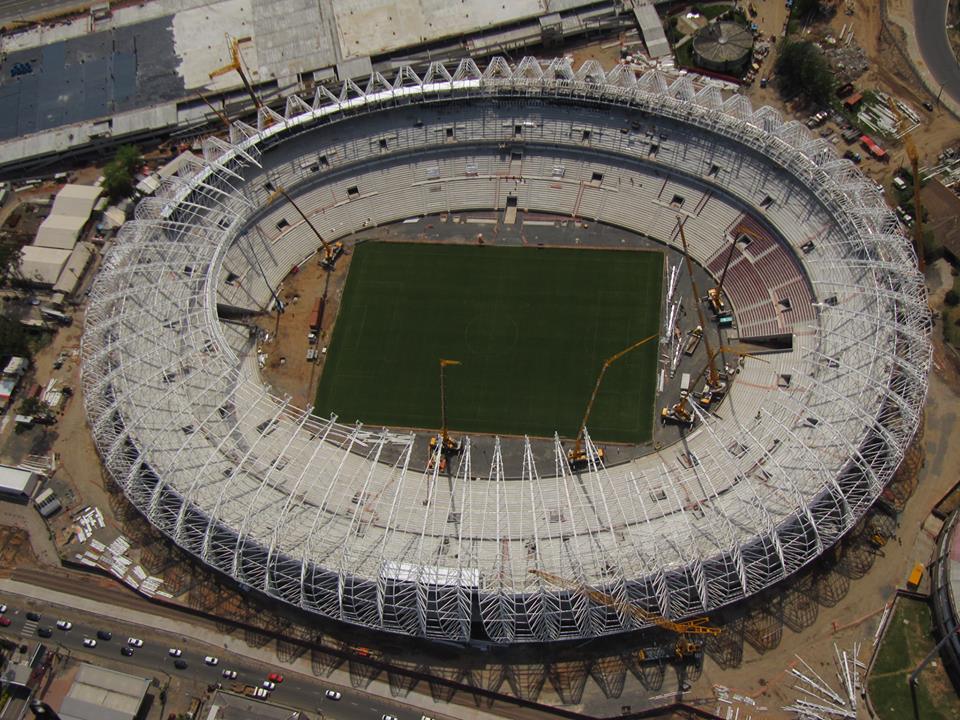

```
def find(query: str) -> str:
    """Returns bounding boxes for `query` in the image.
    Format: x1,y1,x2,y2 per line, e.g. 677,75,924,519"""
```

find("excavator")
266,185,344,269
567,334,659,470
428,359,462,470
530,569,721,658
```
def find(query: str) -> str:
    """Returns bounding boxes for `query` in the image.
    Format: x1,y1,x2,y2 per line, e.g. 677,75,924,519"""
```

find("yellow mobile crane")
662,345,767,424
886,97,926,272
209,35,267,119
266,186,344,269
429,359,462,470
530,569,721,657
567,334,659,469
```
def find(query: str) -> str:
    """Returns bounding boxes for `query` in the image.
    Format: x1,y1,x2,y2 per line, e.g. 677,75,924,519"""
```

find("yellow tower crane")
529,569,721,657
886,97,926,272
567,334,659,469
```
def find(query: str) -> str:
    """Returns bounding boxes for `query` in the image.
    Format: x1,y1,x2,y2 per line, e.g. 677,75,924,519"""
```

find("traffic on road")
0,595,426,720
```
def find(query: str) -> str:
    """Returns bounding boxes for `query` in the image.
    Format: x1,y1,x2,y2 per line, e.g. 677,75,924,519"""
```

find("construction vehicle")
683,326,702,356
267,186,344,269
663,345,765,423
231,682,268,699
209,35,264,116
530,569,721,658
661,395,694,427
320,241,345,269
676,217,720,391
428,359,462,469
707,232,740,316
567,334,658,469
886,97,926,272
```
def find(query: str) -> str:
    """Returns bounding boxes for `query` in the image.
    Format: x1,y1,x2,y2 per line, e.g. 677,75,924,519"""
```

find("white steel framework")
81,57,930,643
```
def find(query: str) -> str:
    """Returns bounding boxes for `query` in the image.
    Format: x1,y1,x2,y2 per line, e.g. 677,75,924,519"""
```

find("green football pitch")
314,242,664,444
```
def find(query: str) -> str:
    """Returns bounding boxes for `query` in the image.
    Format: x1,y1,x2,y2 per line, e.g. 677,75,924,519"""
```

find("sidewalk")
0,578,512,720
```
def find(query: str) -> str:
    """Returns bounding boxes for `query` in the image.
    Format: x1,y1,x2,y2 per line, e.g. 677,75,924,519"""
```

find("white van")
680,373,692,393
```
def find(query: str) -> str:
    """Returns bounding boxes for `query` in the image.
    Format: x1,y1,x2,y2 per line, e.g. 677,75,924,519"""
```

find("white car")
204,656,219,666
82,638,97,648
126,637,143,647
253,687,269,699
56,620,72,631
222,669,238,679
382,715,398,720
262,680,276,690
0,604,7,614
325,690,341,700
168,648,182,657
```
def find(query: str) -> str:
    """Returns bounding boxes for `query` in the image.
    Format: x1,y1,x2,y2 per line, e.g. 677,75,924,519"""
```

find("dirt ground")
255,249,353,409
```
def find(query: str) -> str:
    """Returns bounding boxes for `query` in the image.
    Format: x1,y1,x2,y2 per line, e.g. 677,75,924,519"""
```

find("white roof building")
19,245,71,286
32,184,101,251
53,241,95,295
35,214,87,250
51,184,102,217
0,465,40,501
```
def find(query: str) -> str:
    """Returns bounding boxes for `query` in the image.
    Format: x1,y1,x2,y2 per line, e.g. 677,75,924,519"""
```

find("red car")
267,672,284,684
0,616,11,626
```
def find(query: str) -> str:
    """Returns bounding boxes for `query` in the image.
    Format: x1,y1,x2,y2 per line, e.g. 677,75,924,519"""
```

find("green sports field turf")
315,242,663,443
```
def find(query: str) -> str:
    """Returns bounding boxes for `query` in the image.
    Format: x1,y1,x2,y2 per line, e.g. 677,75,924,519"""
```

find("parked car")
37,627,52,638
923,100,935,112
222,669,238,680
82,638,97,648
324,690,341,701
174,659,188,670
262,681,276,691
267,673,284,683
121,646,134,657
204,656,219,666
56,620,72,631
126,637,143,647
0,616,10,627
382,715,399,720
253,687,268,698
25,611,40,622
168,648,182,657
0,604,7,614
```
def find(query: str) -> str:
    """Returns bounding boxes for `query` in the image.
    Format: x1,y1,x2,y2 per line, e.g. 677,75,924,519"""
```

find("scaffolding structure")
80,56,930,644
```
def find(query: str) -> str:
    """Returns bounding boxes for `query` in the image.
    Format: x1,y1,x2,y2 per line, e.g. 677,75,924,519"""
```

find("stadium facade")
81,57,930,643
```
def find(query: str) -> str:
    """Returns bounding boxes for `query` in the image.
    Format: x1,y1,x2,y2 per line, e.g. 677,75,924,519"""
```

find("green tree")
0,315,30,359
774,41,834,105
946,290,959,306
0,242,22,285
18,397,50,419
114,144,142,175
102,144,143,201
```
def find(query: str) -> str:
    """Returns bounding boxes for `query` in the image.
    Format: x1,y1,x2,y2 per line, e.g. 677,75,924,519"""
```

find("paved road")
0,591,426,720
914,0,960,106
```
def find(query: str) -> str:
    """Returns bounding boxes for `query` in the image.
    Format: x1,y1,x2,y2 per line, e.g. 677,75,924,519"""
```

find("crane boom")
572,333,658,458
886,98,926,272
530,569,720,637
